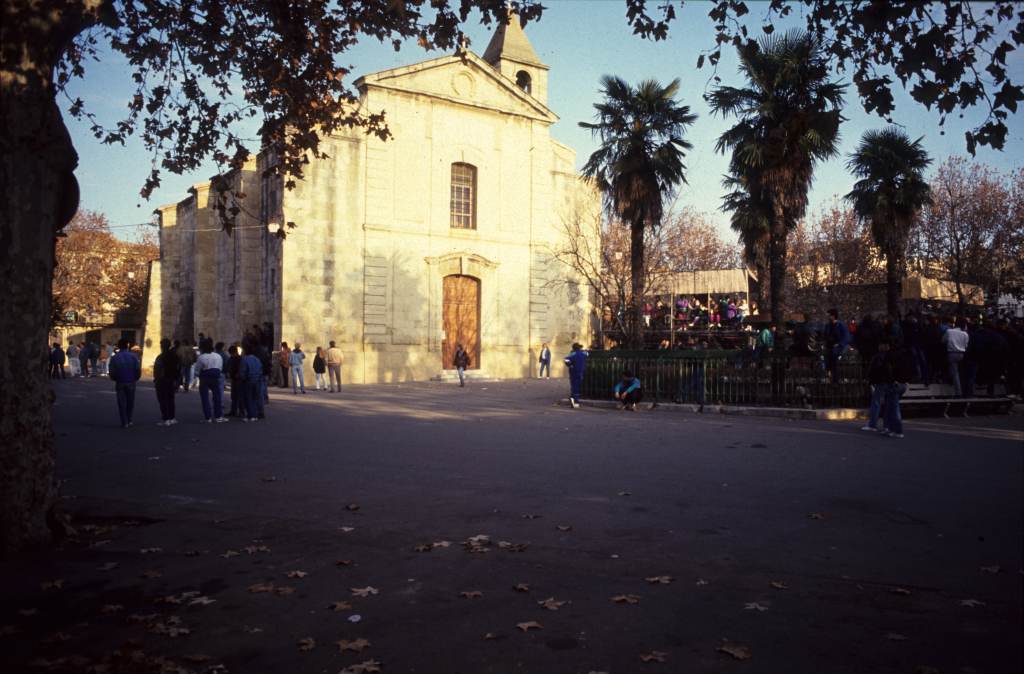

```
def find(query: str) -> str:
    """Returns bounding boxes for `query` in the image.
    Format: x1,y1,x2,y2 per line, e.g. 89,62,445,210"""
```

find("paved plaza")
2,377,1021,673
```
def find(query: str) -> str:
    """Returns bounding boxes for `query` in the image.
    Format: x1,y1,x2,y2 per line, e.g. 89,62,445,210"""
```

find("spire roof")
482,11,544,67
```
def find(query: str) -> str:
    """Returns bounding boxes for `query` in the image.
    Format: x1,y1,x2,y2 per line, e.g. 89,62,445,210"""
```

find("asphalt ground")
1,376,1021,674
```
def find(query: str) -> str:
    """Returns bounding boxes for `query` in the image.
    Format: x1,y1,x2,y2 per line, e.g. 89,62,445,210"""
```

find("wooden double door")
442,274,480,370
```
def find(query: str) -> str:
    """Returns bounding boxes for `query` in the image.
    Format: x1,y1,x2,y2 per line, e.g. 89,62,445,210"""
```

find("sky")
63,0,1024,242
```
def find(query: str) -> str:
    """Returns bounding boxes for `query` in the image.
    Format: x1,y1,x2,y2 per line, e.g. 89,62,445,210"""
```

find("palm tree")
709,30,845,323
579,76,697,347
722,165,770,314
845,128,932,317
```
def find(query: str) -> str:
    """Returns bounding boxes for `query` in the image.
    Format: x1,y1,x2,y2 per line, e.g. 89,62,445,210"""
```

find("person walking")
453,343,470,387
240,339,265,422
277,341,290,388
313,347,327,391
538,343,551,379
195,338,227,423
108,339,141,427
226,344,243,416
153,338,180,426
326,340,344,392
942,318,970,396
861,340,891,432
882,340,914,438
289,343,307,394
564,342,587,408
49,343,66,378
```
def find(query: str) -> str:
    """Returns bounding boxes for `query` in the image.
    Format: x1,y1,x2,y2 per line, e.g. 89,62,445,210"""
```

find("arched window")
450,163,477,229
515,70,532,94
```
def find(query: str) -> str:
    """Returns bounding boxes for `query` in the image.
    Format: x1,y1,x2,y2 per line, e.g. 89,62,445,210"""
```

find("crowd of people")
605,294,751,334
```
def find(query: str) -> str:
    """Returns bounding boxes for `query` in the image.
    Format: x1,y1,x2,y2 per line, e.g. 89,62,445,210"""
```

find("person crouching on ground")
195,338,227,423
564,342,587,408
614,370,643,410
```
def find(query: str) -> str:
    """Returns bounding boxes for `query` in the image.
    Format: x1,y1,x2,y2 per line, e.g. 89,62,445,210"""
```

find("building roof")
482,11,545,67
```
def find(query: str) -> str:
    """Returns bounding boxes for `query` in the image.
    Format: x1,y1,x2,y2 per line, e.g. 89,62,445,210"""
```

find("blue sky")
64,0,1024,241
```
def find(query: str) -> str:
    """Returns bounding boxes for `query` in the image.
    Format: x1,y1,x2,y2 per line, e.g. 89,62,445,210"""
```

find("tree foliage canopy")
625,0,1024,153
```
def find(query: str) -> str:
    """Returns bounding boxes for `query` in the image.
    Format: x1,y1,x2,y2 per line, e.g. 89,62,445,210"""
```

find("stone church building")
143,17,598,383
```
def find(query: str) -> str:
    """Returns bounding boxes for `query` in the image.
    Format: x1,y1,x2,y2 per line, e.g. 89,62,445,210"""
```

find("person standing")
226,344,243,416
824,309,851,382
240,339,265,422
313,347,327,391
861,340,891,432
538,343,551,379
883,340,913,438
564,342,587,408
289,343,307,394
49,343,66,378
453,343,470,387
177,339,196,392
88,341,99,377
277,341,290,388
78,342,90,377
108,339,141,427
195,338,227,422
153,338,180,426
67,341,80,377
326,340,344,392
941,318,970,396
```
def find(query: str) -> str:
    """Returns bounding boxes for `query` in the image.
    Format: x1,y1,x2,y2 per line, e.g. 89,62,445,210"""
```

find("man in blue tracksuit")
613,370,642,410
564,342,587,408
108,339,141,427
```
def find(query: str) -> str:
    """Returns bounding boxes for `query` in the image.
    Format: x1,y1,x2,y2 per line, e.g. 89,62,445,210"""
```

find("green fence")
581,350,870,409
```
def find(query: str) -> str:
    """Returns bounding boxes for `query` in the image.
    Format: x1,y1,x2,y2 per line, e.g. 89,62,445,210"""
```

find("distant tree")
845,128,933,317
579,76,697,347
662,207,742,273
709,30,845,323
626,0,1024,154
909,157,1024,307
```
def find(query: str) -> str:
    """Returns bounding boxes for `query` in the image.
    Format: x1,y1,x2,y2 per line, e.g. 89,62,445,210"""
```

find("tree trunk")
629,219,645,349
885,252,901,318
768,206,788,325
0,1,95,554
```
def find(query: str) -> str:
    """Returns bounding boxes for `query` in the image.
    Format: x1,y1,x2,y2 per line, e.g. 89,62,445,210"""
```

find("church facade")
143,18,598,383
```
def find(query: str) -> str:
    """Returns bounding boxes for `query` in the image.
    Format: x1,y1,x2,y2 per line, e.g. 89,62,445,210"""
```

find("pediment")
357,52,557,123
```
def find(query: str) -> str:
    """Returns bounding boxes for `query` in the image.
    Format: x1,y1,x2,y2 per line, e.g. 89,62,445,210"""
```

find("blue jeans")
884,383,907,434
291,367,305,393
570,375,583,402
457,366,465,386
867,384,886,429
199,372,223,420
243,380,264,419
539,361,550,377
115,382,136,427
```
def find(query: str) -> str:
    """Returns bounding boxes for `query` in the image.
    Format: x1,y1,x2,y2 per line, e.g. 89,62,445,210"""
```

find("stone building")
143,17,598,382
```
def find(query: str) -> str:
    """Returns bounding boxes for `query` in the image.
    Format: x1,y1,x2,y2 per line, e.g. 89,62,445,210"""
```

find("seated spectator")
613,369,643,410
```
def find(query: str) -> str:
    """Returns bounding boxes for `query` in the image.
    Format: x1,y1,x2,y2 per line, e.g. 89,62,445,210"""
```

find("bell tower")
482,11,549,106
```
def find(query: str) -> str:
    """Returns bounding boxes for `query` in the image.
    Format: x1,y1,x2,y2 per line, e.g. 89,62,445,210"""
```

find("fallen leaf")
980,565,1001,574
537,597,567,611
188,596,216,606
695,579,709,586
886,632,908,641
516,621,543,632
287,570,308,579
140,569,162,579
348,614,362,623
243,545,270,554
639,651,668,663
413,544,433,552
337,638,371,653
338,526,355,533
612,594,641,604
556,525,573,532
148,615,190,637
618,490,632,496
97,562,119,571
460,590,483,599
101,604,124,614
889,587,912,596
770,581,789,590
41,579,64,591
182,550,203,557
959,598,986,607
261,476,276,482
717,642,752,660
744,602,769,612
432,540,450,548
808,512,825,520
351,586,379,597
220,550,239,559
181,654,211,664
513,583,530,593
43,631,72,644
297,637,316,651
248,583,275,594
346,503,360,511
521,514,542,520
275,586,295,596
339,660,381,674
139,547,163,554
328,601,353,612
644,576,674,585
483,632,499,640
242,625,263,634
